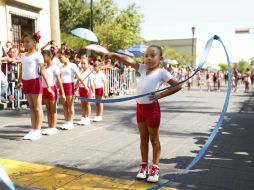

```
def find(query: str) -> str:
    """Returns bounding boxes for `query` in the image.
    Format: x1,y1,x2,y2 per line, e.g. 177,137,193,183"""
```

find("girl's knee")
150,138,160,147
69,109,74,115
34,106,42,113
50,107,57,114
140,136,149,144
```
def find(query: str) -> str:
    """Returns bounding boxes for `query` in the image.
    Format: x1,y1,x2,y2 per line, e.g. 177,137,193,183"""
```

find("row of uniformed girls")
18,32,107,140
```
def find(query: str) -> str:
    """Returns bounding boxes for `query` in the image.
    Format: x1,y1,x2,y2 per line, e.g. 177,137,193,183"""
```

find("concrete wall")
0,0,52,48
148,38,196,67
0,0,8,47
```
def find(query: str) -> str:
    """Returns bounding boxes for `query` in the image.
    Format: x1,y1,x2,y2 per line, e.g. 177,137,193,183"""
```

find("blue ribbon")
148,36,231,190
0,164,15,190
79,36,215,103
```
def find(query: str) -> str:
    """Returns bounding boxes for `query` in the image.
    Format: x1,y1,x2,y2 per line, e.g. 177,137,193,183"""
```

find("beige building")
148,38,226,69
0,0,60,50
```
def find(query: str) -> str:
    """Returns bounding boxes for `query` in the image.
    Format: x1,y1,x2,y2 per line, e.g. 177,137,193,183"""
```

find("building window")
11,14,35,51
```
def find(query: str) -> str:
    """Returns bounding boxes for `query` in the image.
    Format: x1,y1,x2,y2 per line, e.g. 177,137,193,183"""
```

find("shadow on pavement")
158,91,254,190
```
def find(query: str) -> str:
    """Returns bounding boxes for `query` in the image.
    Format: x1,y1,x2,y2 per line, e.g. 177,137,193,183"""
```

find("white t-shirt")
93,72,106,89
21,51,44,80
42,65,60,88
52,57,62,68
60,62,79,83
137,63,173,104
79,69,93,88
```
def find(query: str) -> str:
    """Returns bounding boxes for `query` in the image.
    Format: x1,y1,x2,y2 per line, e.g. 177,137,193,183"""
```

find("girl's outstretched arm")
76,72,89,91
104,53,139,71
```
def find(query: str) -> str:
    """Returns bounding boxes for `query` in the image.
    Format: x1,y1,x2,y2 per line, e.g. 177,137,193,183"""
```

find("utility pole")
83,0,94,31
90,0,94,31
191,26,196,67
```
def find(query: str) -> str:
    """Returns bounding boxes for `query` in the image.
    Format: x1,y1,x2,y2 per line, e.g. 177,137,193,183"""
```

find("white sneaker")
147,165,160,183
63,122,74,130
42,128,57,135
58,123,67,130
23,130,42,140
92,116,103,122
78,117,86,125
84,117,91,126
136,163,148,179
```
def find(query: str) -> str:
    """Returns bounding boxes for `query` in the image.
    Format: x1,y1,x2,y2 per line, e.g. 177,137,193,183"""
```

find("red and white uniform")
136,63,173,128
60,62,79,96
42,65,60,101
22,52,43,80
21,51,44,94
79,69,93,98
93,71,106,97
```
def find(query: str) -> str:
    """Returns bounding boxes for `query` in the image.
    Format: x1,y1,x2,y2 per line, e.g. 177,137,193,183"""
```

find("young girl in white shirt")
58,48,89,130
76,54,94,126
92,61,107,122
17,32,53,140
105,45,182,183
41,50,66,135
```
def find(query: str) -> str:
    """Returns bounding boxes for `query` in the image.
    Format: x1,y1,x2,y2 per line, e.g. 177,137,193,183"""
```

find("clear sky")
114,0,254,62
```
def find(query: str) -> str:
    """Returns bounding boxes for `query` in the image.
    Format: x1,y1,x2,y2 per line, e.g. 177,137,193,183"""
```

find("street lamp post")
83,0,94,31
90,0,94,31
191,26,196,67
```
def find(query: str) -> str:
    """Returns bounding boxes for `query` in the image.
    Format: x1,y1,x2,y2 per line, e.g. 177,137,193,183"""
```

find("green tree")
218,63,228,71
162,47,191,66
116,4,143,35
94,22,144,52
92,0,119,25
237,59,250,73
59,0,144,51
61,32,89,50
59,0,90,32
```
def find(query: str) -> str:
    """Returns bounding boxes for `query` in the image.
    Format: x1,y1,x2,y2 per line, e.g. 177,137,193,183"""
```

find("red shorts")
63,83,74,96
136,101,161,128
95,87,104,97
79,87,91,98
43,86,58,101
22,78,42,94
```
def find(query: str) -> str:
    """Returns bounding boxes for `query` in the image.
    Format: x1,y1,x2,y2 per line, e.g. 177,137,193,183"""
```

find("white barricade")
104,67,137,96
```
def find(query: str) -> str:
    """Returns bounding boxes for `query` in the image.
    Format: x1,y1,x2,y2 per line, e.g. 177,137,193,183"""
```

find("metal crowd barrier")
1,64,137,109
1,63,26,109
104,67,137,96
